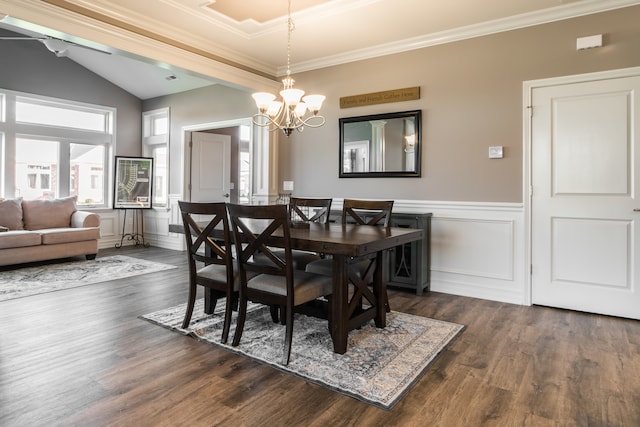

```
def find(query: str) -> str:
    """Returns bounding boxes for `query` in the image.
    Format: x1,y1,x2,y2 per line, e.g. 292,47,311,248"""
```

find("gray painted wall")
142,84,256,198
0,29,142,159
285,6,640,203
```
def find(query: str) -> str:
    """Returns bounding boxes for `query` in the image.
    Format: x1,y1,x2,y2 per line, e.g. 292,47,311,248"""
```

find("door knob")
223,193,230,198
634,208,640,212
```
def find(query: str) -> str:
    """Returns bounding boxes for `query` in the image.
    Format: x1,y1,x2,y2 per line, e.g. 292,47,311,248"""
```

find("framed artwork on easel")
113,156,154,209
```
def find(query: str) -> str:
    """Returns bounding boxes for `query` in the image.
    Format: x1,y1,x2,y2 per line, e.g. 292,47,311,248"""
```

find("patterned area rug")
141,299,464,409
0,255,176,302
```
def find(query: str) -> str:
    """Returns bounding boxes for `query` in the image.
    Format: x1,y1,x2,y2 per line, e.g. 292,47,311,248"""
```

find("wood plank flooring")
1,246,639,426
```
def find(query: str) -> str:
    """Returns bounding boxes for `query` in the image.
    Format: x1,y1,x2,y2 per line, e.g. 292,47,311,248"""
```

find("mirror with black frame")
339,110,421,178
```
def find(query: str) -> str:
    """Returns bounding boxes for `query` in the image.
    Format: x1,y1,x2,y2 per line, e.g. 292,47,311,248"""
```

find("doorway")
182,119,252,204
527,67,640,319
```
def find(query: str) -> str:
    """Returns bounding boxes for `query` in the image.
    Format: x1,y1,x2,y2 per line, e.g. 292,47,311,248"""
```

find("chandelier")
251,0,326,136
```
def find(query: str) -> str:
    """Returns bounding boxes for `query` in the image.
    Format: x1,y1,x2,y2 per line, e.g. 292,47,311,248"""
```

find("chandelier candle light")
252,0,326,136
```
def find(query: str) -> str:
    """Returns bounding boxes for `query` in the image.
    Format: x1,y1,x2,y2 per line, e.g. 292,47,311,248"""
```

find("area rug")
0,255,176,302
141,298,464,409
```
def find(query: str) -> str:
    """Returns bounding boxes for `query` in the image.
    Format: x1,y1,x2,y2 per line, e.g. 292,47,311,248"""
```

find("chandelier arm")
250,0,325,136
251,113,285,133
297,115,326,128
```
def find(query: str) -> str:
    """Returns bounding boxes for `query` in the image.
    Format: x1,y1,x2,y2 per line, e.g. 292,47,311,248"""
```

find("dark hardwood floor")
1,246,639,426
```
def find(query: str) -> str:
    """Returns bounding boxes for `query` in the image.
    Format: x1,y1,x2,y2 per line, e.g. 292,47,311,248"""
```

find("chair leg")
283,305,294,365
325,296,333,332
181,284,197,329
221,291,234,344
232,296,248,347
269,305,279,323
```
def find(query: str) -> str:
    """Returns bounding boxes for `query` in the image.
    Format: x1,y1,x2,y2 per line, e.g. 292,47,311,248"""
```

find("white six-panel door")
531,73,640,320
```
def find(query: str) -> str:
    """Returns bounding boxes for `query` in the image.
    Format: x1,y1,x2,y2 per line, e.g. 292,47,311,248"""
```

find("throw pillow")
0,198,24,230
22,196,78,230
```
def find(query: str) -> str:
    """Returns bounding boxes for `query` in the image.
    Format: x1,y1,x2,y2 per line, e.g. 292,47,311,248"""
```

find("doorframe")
180,118,252,202
522,66,640,306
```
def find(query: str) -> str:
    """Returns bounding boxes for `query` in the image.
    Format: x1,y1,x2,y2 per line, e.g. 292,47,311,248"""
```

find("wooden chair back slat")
342,199,394,226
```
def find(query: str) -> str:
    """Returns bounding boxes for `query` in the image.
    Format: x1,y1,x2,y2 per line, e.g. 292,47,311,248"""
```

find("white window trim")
0,88,116,207
143,107,169,209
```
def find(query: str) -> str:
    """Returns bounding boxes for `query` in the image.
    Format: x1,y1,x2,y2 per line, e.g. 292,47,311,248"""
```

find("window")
16,98,111,132
142,108,169,207
70,143,106,205
0,89,114,206
16,138,58,200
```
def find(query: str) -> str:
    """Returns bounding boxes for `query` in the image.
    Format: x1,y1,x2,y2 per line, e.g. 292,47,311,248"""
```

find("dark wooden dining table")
170,220,424,354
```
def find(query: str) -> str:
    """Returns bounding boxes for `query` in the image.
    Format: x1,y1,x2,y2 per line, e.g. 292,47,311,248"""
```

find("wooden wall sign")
340,86,420,108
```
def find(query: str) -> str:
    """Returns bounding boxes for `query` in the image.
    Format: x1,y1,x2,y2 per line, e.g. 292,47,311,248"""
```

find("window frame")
0,88,115,207
142,108,169,208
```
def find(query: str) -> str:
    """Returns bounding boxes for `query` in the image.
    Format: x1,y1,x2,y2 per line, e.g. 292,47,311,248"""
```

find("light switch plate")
489,146,503,159
283,181,294,191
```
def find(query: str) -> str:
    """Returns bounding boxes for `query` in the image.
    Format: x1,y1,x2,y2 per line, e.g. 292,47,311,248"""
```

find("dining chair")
252,197,332,271
178,201,239,343
227,203,333,365
306,198,394,312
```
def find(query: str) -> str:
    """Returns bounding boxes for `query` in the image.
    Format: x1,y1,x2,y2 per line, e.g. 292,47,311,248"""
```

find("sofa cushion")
40,227,101,245
22,196,77,230
0,198,24,230
0,230,42,249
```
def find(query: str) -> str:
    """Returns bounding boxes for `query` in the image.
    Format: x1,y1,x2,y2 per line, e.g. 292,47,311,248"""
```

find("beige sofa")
0,196,101,267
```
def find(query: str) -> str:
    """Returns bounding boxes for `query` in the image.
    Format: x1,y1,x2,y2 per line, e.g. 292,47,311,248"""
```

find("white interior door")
190,132,230,202
531,73,640,319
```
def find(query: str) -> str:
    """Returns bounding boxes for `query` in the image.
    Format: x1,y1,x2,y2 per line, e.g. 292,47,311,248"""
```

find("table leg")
373,251,387,328
331,255,348,354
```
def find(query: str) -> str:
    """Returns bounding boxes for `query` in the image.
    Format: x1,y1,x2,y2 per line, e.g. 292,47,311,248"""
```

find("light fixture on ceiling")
40,38,68,57
251,0,325,137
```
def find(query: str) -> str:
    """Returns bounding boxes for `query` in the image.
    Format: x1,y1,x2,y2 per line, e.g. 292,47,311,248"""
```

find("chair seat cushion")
253,249,321,271
248,271,332,305
305,258,332,276
198,264,259,291
306,258,371,279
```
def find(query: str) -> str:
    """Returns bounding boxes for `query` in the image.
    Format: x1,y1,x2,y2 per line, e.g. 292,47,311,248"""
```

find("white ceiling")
1,0,638,99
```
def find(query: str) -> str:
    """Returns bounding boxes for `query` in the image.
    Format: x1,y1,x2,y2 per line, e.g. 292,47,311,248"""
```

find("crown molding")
0,0,279,90
2,0,638,82
287,0,640,75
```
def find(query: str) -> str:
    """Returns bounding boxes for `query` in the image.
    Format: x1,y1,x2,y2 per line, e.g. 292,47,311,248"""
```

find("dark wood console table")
330,211,432,295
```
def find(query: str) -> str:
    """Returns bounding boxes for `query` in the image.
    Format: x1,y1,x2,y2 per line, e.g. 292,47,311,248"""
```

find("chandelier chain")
286,0,295,78
250,0,326,136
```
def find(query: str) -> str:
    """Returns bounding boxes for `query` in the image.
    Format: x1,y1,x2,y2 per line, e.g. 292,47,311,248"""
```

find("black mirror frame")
339,110,422,178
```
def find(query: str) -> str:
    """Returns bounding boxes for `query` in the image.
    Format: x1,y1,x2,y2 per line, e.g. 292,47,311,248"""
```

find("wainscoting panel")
393,200,528,305
431,217,514,280
101,197,528,306
142,195,184,251
96,210,120,249
96,195,184,251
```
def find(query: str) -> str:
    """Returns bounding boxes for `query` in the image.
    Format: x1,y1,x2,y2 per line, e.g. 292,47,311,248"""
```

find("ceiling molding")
287,0,640,75
3,0,640,83
38,0,278,81
0,0,280,91
187,0,383,39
